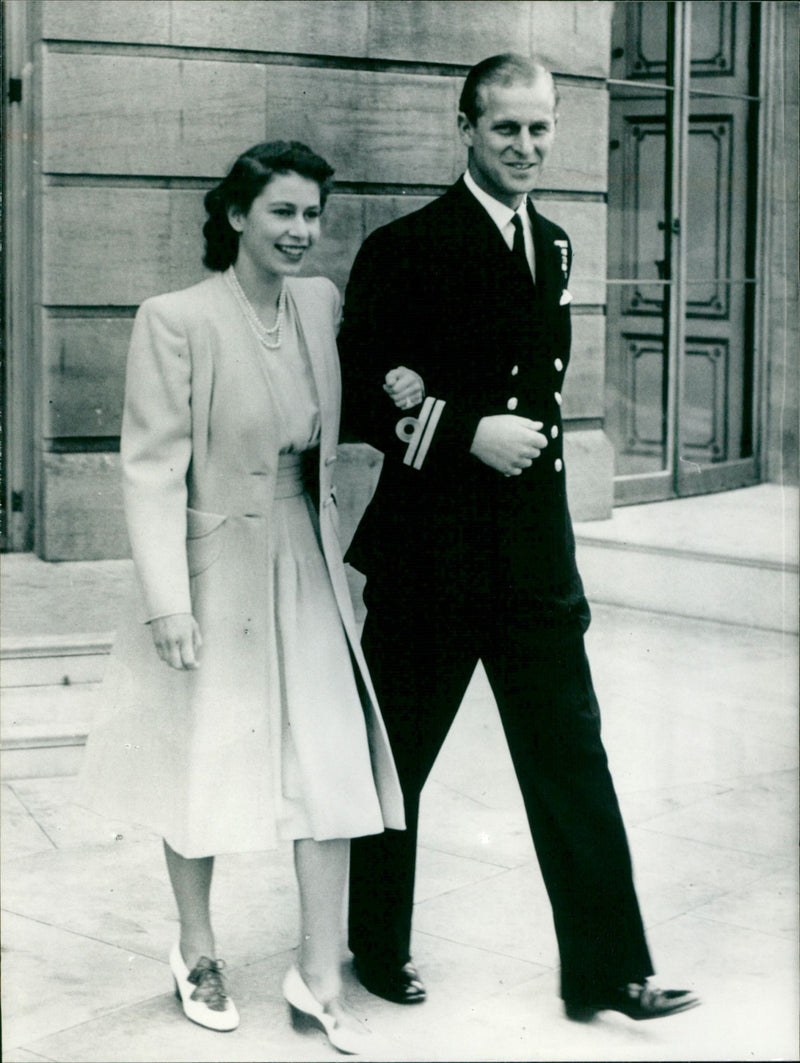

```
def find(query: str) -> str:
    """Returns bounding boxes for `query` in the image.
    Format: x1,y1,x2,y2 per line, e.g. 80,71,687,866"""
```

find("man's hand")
384,366,425,410
470,415,548,476
149,613,202,670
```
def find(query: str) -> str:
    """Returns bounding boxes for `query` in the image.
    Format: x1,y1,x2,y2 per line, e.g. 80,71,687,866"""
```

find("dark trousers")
348,588,654,1002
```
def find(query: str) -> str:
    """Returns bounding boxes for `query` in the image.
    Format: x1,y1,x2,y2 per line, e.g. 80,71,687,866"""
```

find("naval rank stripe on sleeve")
402,396,446,470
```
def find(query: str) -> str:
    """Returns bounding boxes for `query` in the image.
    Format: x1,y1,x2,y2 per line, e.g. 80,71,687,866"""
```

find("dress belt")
274,452,306,499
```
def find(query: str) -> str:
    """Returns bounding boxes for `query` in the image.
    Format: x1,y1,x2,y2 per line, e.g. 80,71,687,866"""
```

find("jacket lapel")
530,205,568,310
216,271,278,395
285,280,338,460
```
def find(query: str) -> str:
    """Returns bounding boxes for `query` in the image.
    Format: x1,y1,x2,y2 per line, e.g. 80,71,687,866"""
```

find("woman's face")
229,171,322,279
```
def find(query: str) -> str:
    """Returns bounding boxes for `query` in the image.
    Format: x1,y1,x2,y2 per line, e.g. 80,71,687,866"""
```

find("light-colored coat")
80,273,404,857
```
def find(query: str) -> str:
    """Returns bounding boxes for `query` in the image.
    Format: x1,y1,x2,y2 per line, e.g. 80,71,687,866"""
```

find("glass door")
605,1,762,504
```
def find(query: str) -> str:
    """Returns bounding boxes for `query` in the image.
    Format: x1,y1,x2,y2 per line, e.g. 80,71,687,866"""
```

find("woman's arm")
338,230,416,449
121,297,196,652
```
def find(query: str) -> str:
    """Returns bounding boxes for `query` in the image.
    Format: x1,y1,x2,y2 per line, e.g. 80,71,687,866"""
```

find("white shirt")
463,169,535,281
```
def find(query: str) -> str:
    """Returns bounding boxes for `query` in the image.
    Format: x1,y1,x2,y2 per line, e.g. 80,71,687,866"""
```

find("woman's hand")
149,613,202,670
383,366,425,410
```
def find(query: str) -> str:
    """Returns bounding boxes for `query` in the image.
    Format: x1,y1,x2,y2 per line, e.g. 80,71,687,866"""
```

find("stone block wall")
22,0,614,558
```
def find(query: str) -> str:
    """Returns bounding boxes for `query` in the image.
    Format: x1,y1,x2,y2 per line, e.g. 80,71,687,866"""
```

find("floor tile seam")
3,1050,55,1063
619,786,737,825
626,802,795,840
414,862,519,908
589,599,799,637
632,821,794,861
678,905,799,942
629,859,797,913
645,875,800,938
4,985,178,1058
636,880,755,929
636,862,792,905
226,945,299,978
627,768,799,821
0,906,178,971
637,904,737,940
413,927,557,973
5,782,60,851
578,534,800,573
668,715,799,753
0,834,162,866
624,804,776,839
711,765,800,786
680,859,800,906
596,675,798,701
417,840,531,872
666,907,800,946
601,696,799,740
425,778,515,815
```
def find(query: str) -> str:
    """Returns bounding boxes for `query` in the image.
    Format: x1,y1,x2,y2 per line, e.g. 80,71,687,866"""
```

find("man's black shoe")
353,957,427,1004
565,982,700,1022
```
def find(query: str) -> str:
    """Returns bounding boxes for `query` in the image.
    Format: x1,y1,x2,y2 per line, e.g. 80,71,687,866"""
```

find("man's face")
458,77,557,208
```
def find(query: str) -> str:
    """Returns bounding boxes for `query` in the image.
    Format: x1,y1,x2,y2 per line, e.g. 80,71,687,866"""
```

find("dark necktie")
510,213,532,280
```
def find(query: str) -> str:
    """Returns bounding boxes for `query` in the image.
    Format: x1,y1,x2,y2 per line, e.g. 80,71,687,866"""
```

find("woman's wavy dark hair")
203,141,335,271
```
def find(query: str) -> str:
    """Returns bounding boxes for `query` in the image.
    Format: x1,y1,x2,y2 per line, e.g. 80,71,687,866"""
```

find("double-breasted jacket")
339,178,585,611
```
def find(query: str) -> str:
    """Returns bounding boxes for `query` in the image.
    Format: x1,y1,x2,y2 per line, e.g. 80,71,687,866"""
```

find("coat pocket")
186,506,227,578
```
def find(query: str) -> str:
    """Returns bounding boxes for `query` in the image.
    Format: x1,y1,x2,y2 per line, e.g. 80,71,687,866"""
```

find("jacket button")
551,425,559,439
324,455,337,466
554,391,562,406
507,397,518,411
510,364,519,376
554,358,564,372
555,458,563,472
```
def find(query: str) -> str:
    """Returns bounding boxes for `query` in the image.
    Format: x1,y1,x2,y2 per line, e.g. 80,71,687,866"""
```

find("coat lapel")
215,271,280,396
530,205,569,310
285,280,338,460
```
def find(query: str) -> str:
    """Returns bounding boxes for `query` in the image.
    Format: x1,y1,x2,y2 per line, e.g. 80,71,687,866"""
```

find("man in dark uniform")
338,53,698,1022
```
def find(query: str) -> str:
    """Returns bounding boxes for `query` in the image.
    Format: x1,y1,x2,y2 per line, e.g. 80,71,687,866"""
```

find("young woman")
80,141,419,1053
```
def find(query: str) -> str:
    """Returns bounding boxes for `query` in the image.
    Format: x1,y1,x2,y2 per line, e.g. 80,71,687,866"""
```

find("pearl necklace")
225,267,286,350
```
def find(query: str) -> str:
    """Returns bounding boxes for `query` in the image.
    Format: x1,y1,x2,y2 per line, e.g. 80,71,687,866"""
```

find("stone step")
1,633,112,688
2,486,795,777
0,636,109,778
574,485,799,634
0,682,99,779
575,537,798,633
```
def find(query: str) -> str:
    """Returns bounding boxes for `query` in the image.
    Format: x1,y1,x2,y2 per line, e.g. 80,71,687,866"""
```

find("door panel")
680,1,756,486
605,1,759,501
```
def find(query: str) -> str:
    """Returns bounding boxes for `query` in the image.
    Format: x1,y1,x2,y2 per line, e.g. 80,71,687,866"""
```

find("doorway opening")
605,1,762,504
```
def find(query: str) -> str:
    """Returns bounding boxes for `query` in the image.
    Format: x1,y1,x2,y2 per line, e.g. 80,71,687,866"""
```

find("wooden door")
605,1,761,503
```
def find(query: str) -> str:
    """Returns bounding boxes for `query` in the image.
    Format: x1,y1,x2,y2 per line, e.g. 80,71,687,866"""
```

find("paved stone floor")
2,603,798,1062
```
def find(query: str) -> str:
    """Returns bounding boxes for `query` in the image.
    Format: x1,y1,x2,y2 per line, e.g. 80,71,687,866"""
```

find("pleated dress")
263,300,372,840
78,287,393,853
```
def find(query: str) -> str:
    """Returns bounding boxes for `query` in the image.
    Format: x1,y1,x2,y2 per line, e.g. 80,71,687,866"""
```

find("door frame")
611,0,770,506
2,0,35,551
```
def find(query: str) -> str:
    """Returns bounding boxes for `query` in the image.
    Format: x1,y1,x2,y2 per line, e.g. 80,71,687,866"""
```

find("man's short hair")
459,53,558,125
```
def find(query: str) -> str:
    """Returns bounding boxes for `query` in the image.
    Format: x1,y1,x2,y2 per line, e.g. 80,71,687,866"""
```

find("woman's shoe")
282,964,371,1055
169,943,240,1032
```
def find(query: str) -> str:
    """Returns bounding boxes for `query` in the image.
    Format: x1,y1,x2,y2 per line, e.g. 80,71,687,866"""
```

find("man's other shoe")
565,981,700,1022
353,957,426,1004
